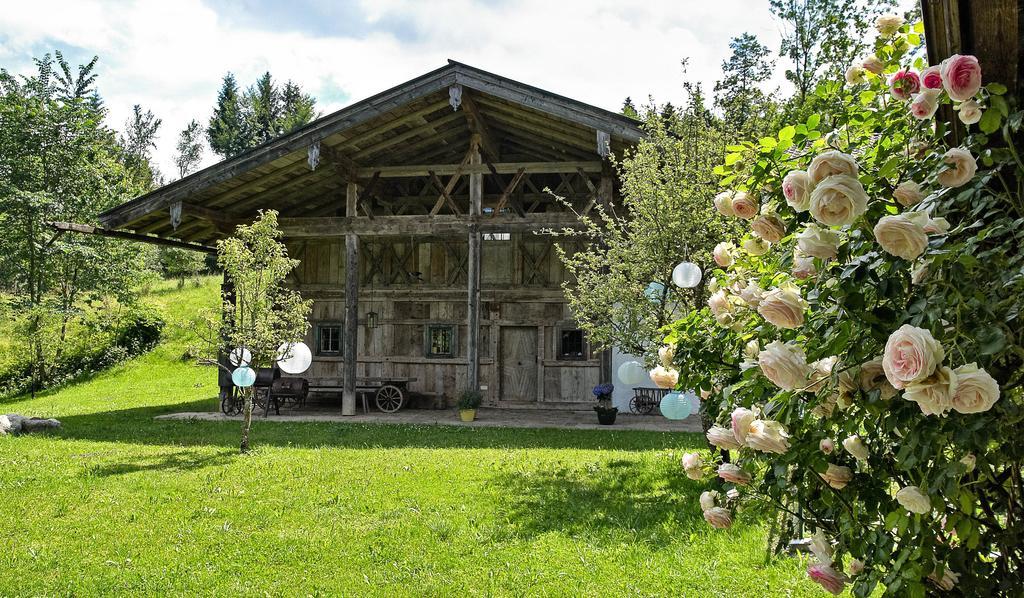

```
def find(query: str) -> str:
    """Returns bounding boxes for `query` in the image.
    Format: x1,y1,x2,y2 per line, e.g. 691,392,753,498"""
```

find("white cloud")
0,0,911,179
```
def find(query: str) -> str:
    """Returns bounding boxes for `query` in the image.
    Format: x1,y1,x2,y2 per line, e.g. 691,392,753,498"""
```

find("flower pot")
595,407,618,425
459,409,476,422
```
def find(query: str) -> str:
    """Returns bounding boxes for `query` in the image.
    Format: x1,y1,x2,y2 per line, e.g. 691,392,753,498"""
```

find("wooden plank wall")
286,234,599,406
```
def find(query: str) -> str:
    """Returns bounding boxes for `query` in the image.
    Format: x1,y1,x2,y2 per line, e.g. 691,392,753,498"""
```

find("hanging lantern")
367,310,379,329
672,262,703,288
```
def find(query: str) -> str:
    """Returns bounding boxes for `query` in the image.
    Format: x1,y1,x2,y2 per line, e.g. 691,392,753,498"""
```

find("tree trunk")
240,387,253,453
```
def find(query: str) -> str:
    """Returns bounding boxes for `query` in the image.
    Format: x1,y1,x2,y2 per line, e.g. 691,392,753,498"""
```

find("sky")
0,0,911,179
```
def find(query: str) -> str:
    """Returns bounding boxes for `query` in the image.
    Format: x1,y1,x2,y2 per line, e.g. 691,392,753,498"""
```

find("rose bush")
664,18,1024,597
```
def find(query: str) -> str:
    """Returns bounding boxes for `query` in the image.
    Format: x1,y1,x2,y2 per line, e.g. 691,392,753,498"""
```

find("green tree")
173,119,204,179
621,96,639,119
244,71,281,145
192,211,311,453
278,80,316,134
0,51,151,394
158,247,206,287
554,104,738,358
714,33,778,138
206,73,248,158
121,104,162,189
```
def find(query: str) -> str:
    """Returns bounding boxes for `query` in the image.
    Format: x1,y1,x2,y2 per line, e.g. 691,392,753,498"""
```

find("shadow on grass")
42,399,706,452
82,447,238,477
490,456,707,543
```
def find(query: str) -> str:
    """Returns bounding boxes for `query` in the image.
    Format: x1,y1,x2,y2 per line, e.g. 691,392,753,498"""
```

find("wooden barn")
95,61,643,413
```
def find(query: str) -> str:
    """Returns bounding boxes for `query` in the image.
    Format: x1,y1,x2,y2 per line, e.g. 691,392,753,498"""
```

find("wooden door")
500,327,537,402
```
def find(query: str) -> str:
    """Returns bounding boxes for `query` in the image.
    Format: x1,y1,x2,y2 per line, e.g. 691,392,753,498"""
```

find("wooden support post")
343,182,360,416
467,139,483,393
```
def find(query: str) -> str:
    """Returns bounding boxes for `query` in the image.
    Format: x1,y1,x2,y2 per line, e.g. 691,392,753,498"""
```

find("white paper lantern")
617,360,648,386
672,262,703,288
228,347,252,367
276,342,312,374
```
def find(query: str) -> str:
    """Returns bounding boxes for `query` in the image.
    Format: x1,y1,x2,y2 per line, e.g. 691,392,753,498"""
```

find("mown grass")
0,276,820,596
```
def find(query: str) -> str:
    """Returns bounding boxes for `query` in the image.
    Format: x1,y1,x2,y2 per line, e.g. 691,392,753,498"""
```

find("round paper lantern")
231,366,257,388
672,262,702,288
228,347,252,367
659,392,681,419
617,360,647,386
276,342,312,374
645,281,666,301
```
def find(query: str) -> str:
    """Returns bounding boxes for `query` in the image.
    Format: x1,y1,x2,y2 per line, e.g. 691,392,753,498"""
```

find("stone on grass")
0,414,61,435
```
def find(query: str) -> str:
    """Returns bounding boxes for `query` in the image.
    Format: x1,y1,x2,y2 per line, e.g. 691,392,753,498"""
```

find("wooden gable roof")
98,60,642,244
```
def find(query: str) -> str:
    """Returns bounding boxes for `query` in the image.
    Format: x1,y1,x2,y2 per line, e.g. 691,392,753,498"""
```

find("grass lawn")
0,277,821,596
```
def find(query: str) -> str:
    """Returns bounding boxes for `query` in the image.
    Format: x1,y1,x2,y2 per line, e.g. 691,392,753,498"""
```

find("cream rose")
810,530,833,566
649,366,679,389
950,363,1000,414
758,285,807,329
758,341,809,391
875,13,904,36
703,506,733,529
707,425,742,450
862,54,884,75
807,356,838,393
808,150,859,185
820,464,853,489
699,490,720,511
893,180,924,207
923,216,950,234
731,191,759,219
842,434,869,462
751,214,786,243
910,88,941,120
873,214,929,260
718,463,752,486
782,169,812,212
911,261,929,285
859,358,898,400
658,345,675,368
849,559,865,576
714,191,735,217
960,453,977,473
731,407,757,443
958,99,983,125
739,282,763,308
940,54,983,102
713,241,735,267
792,253,817,280
682,452,704,480
929,568,960,592
904,365,957,416
820,438,835,454
809,174,868,227
883,324,945,388
746,419,791,454
845,65,867,85
707,289,731,317
796,223,840,260
742,238,769,256
896,485,931,514
937,148,977,188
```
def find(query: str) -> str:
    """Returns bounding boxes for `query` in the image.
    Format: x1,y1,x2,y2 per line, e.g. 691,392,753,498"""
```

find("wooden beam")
48,221,216,253
428,170,463,216
343,232,359,416
460,91,500,162
320,144,362,182
357,160,601,178
492,168,527,216
279,213,582,237
467,138,483,392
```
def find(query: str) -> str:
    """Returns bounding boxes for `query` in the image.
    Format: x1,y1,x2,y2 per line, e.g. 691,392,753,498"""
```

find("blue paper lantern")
660,391,695,420
645,281,666,301
231,366,256,388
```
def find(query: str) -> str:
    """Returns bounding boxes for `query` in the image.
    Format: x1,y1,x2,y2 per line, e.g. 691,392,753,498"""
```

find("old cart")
629,387,671,415
308,377,418,414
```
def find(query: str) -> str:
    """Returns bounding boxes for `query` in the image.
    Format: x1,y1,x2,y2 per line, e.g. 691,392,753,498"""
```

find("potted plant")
457,389,482,422
592,383,617,425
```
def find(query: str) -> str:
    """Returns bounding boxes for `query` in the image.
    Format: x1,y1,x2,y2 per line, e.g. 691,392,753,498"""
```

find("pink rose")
707,425,742,450
731,191,759,219
703,506,733,529
718,463,752,485
649,366,679,389
707,289,731,317
808,564,848,596
921,65,943,89
889,69,921,102
745,419,791,454
782,170,812,212
713,242,735,267
882,324,945,389
910,88,941,120
731,407,756,443
819,438,835,454
940,54,982,101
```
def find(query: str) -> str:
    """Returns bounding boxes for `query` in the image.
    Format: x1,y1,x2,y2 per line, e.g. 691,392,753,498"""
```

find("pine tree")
244,72,281,145
174,119,204,179
278,80,316,134
207,73,248,158
714,33,777,138
621,97,639,119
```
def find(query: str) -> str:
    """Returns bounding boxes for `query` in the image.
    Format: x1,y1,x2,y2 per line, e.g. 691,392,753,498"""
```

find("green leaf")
991,94,1009,118
859,90,877,105
759,137,778,149
907,33,921,46
979,108,1001,134
778,125,796,141
806,114,821,129
987,82,1008,95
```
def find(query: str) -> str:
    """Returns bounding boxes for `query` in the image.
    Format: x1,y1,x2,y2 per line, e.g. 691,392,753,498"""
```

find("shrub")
457,390,482,410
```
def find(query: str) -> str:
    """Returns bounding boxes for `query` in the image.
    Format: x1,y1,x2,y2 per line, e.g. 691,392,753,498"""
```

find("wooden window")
558,328,586,360
316,323,342,356
425,324,456,358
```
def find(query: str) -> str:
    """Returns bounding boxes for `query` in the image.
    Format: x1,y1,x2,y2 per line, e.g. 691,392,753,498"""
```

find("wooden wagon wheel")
375,384,404,413
628,395,643,415
220,391,242,416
